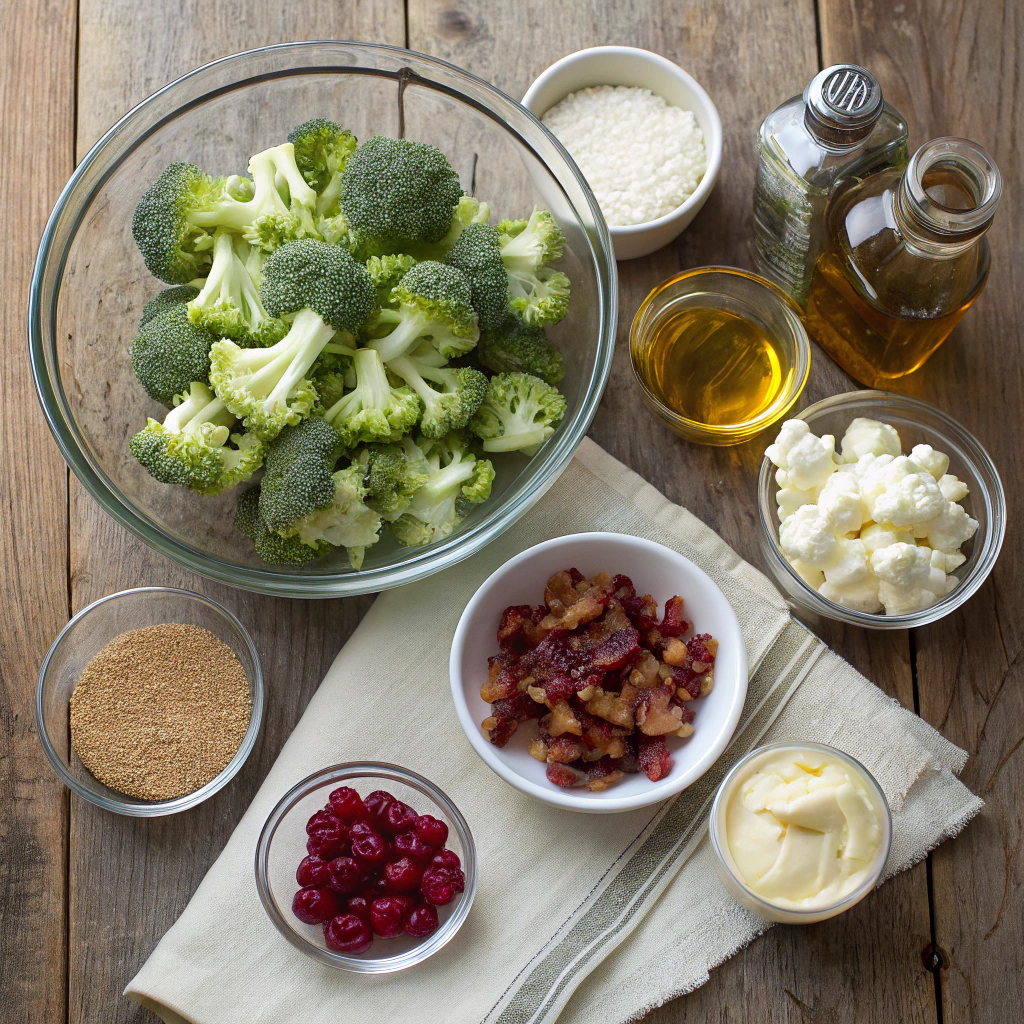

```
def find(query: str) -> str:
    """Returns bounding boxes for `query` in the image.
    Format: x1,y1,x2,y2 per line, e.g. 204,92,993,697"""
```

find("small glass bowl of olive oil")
630,267,811,445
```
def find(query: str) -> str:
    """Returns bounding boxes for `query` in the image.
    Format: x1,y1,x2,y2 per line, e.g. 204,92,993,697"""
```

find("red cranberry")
326,856,363,895
346,895,372,924
324,913,373,954
350,828,388,870
404,902,439,938
393,831,434,864
431,849,461,871
296,855,330,888
383,799,418,834
329,786,367,824
384,856,424,893
414,814,449,848
370,896,410,938
292,886,340,924
360,878,388,900
306,808,340,835
306,829,346,861
420,866,457,906
364,790,396,831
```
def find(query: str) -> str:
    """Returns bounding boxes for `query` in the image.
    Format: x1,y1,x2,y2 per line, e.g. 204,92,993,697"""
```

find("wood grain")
0,0,77,1021
69,4,402,1022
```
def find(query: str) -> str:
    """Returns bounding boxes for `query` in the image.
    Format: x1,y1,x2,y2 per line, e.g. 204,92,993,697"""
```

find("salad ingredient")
382,353,487,440
479,569,718,790
69,623,251,800
130,304,216,407
723,747,883,909
541,85,706,227
497,210,570,326
476,317,565,385
444,223,510,331
470,372,567,455
234,487,329,565
766,418,977,614
139,285,199,328
324,913,373,953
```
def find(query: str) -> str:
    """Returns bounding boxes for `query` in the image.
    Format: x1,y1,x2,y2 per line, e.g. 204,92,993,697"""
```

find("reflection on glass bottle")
752,65,909,307
804,138,1001,387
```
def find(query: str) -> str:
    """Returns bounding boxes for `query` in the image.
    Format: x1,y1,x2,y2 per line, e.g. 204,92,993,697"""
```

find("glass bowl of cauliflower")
757,391,1005,628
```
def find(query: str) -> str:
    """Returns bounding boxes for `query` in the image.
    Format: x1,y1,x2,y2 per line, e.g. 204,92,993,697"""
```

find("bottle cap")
804,65,883,144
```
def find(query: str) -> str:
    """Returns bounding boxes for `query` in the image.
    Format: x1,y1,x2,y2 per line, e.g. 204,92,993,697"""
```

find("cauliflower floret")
931,548,967,573
789,558,825,589
922,501,979,553
861,455,946,527
910,443,950,480
820,574,883,614
938,473,969,503
767,419,837,493
776,486,819,522
840,418,902,463
860,521,916,554
870,542,948,614
778,505,837,566
822,536,869,587
816,469,863,534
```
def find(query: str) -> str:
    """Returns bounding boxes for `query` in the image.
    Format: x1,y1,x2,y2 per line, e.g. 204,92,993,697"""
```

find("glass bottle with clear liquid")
752,65,909,307
803,137,1001,387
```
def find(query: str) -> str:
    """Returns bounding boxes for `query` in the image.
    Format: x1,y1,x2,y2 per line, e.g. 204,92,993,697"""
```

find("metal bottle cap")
804,65,883,144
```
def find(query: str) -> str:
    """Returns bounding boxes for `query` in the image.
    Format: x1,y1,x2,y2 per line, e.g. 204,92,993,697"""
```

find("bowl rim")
707,740,893,921
521,44,724,236
449,531,748,813
757,389,1006,628
28,40,617,598
254,761,477,972
35,586,264,816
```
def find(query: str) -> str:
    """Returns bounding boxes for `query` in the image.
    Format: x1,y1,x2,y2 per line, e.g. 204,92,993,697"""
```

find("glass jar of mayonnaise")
708,742,891,924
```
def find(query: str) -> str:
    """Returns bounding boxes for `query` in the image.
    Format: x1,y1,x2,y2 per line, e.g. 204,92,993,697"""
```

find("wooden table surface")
2,0,1021,1021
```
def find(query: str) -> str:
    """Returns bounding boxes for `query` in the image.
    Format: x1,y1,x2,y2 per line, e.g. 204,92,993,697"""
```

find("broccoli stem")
191,230,275,334
367,308,433,363
164,387,234,442
412,455,478,509
480,426,549,452
324,348,392,421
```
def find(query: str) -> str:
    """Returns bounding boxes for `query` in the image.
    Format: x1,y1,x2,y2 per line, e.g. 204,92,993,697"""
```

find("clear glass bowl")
255,763,476,972
709,742,892,925
36,587,263,816
758,390,1005,628
29,41,616,597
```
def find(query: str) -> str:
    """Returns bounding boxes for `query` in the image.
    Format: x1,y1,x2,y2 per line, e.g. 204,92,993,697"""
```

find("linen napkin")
127,439,982,1024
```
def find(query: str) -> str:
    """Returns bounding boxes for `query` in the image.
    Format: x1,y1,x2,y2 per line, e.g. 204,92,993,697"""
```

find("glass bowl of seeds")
36,587,263,816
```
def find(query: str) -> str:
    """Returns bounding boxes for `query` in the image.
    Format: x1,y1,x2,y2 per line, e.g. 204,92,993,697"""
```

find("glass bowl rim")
28,39,617,598
708,740,893,919
628,265,811,440
757,389,1006,628
35,585,265,817
254,761,477,972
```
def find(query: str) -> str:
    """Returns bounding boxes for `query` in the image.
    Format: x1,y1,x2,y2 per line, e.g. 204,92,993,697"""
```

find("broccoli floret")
311,368,349,411
209,239,375,439
477,317,564,384
369,261,479,362
469,371,567,455
322,347,421,448
389,434,495,546
130,305,216,407
386,352,488,438
498,208,570,326
130,382,263,494
423,195,491,258
187,230,286,345
235,487,330,565
288,118,358,212
365,253,417,306
257,418,343,534
358,441,430,522
340,136,464,253
140,285,200,328
444,223,509,331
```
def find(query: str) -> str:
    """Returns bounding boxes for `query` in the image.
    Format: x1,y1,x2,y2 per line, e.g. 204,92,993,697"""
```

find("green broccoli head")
477,317,564,385
322,347,421,449
386,351,488,439
129,382,263,495
469,371,567,455
358,442,430,522
341,136,464,253
235,487,330,565
140,285,200,328
257,418,344,535
444,223,509,332
130,304,216,407
498,208,570,326
365,253,417,306
288,118,358,202
369,261,479,362
389,433,494,546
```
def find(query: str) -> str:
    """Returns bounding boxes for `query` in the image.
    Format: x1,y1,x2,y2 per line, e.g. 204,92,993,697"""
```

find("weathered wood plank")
408,2,932,1022
819,0,1024,1020
0,0,78,1020
69,4,404,1022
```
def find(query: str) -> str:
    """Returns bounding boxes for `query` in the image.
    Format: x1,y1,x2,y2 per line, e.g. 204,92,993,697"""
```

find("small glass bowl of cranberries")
255,762,476,973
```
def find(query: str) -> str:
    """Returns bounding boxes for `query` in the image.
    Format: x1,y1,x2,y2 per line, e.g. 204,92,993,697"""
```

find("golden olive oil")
645,305,788,426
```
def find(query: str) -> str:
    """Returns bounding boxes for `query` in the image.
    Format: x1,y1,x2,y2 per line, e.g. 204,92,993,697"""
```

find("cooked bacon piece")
497,604,547,655
638,734,674,781
546,762,588,788
660,596,689,638
482,693,537,747
520,628,574,681
635,686,684,736
480,655,523,703
546,734,587,764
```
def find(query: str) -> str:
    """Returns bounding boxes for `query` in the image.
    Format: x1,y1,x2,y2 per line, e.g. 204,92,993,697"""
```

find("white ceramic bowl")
523,46,723,260
450,532,747,812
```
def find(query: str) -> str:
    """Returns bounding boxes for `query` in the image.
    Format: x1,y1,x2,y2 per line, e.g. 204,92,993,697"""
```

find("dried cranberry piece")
394,830,435,864
687,633,717,666
306,808,341,836
306,828,346,861
328,786,367,824
384,856,425,893
659,596,689,638
363,790,396,831
585,627,641,674
292,886,341,924
346,894,372,924
414,815,449,849
540,676,578,705
481,654,524,702
326,856,363,895
497,605,546,655
359,878,388,901
637,734,674,782
404,902,439,938
486,693,539,747
431,848,461,871
669,664,702,699
370,896,410,938
545,762,588,788
351,831,388,871
296,855,330,888
324,913,373,953
382,799,418,835
420,866,458,906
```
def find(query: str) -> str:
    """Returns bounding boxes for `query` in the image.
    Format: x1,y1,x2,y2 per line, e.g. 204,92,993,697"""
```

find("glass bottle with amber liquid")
804,138,1001,387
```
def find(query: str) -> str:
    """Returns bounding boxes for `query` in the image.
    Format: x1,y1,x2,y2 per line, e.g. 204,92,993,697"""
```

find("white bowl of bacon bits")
450,533,747,812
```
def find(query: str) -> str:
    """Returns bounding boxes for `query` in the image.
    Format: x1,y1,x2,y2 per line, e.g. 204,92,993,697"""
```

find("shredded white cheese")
541,85,707,227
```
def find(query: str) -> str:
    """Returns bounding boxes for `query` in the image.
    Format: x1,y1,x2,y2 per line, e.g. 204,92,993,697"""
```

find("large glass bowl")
30,41,616,597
